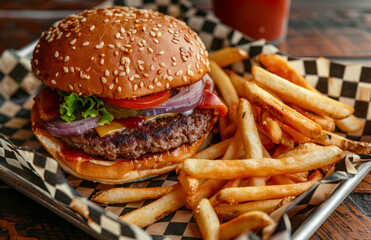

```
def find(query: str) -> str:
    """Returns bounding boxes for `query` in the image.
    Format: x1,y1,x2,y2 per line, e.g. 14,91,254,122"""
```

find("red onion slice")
44,117,100,137
142,78,204,116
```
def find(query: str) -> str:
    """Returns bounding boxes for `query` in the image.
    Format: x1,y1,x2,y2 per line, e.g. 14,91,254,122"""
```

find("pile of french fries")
91,48,370,240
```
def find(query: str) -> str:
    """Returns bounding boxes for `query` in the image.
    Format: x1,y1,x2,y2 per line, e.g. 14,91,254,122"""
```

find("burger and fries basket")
0,0,370,239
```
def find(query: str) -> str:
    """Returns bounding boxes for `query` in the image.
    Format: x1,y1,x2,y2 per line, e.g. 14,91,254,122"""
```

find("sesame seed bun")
31,6,209,99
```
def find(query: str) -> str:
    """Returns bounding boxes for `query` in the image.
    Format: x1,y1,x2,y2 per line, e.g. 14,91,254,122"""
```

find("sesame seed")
157,24,162,27
115,77,118,83
157,69,163,74
168,76,173,81
119,72,126,76
108,44,114,48
171,57,177,62
130,37,135,42
51,80,56,85
148,85,154,89
114,70,118,75
109,83,114,89
187,70,194,76
138,60,144,64
54,51,59,58
69,84,74,90
166,83,170,89
183,76,187,81
63,67,69,73
150,64,154,71
64,56,69,62
75,67,80,71
196,62,199,69
81,17,86,22
65,33,71,37
95,41,104,49
134,74,140,79
158,51,165,55
105,70,109,76
172,62,176,66
121,27,125,34
134,84,138,91
47,38,54,43
101,77,107,83
139,65,144,71
157,32,162,37
129,75,134,81
182,56,188,61
100,59,104,65
148,47,154,53
34,59,38,65
70,39,77,45
143,73,149,78
138,47,144,51
140,82,144,88
116,43,121,48
126,68,130,74
155,82,161,86
82,41,90,46
150,31,156,37
115,33,120,39
104,19,109,23
72,46,76,50
55,72,59,77
117,86,122,92
163,75,168,79
153,39,159,44
35,49,39,54
70,67,75,72
114,50,119,56
160,62,166,67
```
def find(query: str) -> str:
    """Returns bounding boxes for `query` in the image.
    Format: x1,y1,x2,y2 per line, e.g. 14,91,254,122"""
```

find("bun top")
32,6,209,99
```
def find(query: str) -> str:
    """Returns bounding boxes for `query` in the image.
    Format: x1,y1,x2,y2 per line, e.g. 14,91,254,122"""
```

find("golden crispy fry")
261,111,283,144
209,47,249,67
277,120,311,144
209,60,239,108
120,184,186,228
276,143,322,158
228,70,250,97
193,138,233,160
335,115,364,133
209,178,242,207
215,198,294,220
239,98,264,158
272,144,290,158
219,211,274,240
280,131,295,148
182,145,342,179
193,198,220,240
218,116,236,140
252,66,354,119
258,53,318,92
313,130,371,154
270,175,295,185
290,104,335,132
217,170,322,203
177,169,199,194
286,172,309,182
91,186,174,204
242,79,322,139
222,131,243,160
185,179,227,209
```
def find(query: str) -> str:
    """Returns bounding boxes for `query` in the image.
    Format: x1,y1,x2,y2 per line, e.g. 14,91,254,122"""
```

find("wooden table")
0,0,370,239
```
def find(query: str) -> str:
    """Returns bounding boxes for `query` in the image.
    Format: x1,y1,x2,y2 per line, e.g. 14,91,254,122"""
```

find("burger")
31,6,227,184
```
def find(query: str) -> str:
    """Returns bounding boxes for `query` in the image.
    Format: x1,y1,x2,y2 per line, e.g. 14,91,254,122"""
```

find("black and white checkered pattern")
0,0,371,239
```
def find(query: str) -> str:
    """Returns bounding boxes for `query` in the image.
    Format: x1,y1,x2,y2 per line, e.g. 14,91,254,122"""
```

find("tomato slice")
102,90,171,109
197,90,228,117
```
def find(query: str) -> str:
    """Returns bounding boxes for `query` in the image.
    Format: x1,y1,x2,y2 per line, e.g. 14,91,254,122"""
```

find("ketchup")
213,0,291,43
116,116,145,129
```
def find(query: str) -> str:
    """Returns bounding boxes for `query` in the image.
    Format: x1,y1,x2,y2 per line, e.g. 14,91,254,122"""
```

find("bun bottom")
31,103,215,184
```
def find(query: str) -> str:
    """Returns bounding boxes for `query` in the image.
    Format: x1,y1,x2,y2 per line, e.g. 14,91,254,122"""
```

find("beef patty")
60,109,214,160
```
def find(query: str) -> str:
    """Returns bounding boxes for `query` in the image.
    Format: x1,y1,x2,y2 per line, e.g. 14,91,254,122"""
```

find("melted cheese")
95,112,177,138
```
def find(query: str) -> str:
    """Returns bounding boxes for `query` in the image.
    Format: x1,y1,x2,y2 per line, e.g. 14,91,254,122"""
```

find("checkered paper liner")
0,0,370,239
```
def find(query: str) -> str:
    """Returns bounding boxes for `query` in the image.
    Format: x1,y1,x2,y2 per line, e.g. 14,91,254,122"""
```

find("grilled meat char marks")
61,109,213,160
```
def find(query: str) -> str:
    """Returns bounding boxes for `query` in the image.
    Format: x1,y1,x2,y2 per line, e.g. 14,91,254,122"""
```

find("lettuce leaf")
59,92,113,125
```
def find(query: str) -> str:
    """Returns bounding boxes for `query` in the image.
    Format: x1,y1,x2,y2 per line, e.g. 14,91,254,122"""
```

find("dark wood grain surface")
0,0,370,240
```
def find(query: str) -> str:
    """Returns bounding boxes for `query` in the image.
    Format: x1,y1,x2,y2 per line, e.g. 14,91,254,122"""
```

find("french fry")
120,184,186,228
261,111,283,144
92,186,174,204
193,138,233,160
219,211,274,240
215,198,294,220
209,60,239,108
335,115,364,133
270,175,295,185
209,47,249,67
185,179,227,209
222,131,243,160
177,169,200,194
252,66,354,119
209,178,242,207
290,104,336,132
313,130,371,154
218,116,236,140
193,198,220,240
242,79,322,139
217,170,322,203
276,143,322,158
277,120,311,144
286,172,309,183
258,53,318,92
182,145,342,179
279,131,295,149
272,144,290,158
